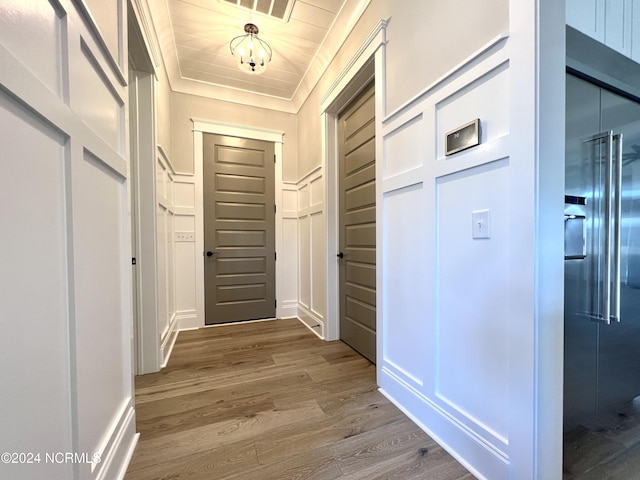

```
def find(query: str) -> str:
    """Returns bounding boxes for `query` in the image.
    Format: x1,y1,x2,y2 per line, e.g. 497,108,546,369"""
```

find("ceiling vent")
222,0,296,22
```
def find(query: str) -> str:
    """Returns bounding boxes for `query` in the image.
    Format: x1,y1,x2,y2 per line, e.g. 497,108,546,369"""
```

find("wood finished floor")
125,318,475,480
563,399,640,479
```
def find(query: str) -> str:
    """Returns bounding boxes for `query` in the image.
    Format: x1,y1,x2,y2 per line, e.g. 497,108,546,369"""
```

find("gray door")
203,133,275,325
338,82,376,363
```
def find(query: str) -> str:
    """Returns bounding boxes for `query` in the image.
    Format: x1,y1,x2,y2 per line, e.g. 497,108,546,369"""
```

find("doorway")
563,73,640,476
338,82,376,364
203,133,276,325
128,5,160,375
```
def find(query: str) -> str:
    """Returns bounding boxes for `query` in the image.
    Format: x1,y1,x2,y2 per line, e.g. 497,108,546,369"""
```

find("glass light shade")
229,24,272,75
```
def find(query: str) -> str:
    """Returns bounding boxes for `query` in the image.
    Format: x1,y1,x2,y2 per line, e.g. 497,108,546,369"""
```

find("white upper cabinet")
567,0,640,62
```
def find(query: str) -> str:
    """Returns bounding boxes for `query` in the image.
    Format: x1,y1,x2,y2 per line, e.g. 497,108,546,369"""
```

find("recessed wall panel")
157,159,166,199
311,211,326,316
73,149,128,458
299,184,310,210
176,242,196,312
74,42,123,152
0,93,73,479
167,211,175,322
310,175,324,207
282,218,299,305
83,0,121,66
436,63,510,159
382,182,429,387
299,215,310,308
383,114,424,179
175,214,195,232
282,188,298,213
157,205,168,332
435,159,510,441
0,0,65,98
175,181,195,207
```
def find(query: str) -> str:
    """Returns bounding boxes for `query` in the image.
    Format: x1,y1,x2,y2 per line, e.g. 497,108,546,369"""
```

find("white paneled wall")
156,147,179,365
297,167,326,338
173,177,198,327
280,183,299,319
567,0,640,61
0,1,137,479
378,34,535,480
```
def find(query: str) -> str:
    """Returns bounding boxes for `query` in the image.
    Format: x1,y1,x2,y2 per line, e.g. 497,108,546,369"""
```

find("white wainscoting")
156,146,179,365
296,167,326,338
173,173,199,330
280,183,299,320
378,35,517,480
0,1,137,479
567,0,640,62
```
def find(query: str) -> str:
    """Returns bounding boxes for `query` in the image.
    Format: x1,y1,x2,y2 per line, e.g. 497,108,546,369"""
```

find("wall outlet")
175,231,195,242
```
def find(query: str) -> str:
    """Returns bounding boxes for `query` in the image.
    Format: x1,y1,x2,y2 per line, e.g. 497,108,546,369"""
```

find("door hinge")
274,252,277,261
132,257,137,265
274,204,277,213
274,154,276,163
275,299,277,308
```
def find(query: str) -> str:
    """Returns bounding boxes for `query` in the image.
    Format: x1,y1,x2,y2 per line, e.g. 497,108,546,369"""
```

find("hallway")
125,319,474,479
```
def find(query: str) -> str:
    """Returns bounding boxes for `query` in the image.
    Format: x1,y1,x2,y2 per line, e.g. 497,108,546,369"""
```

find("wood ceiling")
157,0,349,100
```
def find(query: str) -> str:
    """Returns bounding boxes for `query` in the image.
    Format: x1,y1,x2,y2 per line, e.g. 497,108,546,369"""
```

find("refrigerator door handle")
601,132,613,325
611,133,623,322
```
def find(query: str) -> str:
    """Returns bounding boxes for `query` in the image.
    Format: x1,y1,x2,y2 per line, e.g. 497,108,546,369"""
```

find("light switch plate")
472,209,491,239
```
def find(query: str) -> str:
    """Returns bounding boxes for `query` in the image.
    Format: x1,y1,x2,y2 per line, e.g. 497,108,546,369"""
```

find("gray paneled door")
338,82,376,363
203,133,275,324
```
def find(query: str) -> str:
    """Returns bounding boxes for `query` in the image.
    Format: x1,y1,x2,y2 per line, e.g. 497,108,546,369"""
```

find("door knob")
206,251,217,257
337,252,344,259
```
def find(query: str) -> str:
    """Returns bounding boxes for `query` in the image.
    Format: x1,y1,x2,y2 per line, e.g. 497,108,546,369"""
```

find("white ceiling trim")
150,0,373,113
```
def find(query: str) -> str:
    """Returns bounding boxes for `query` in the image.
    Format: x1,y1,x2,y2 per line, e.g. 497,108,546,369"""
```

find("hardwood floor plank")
125,439,259,480
228,445,343,480
125,319,474,480
128,400,326,472
254,396,401,465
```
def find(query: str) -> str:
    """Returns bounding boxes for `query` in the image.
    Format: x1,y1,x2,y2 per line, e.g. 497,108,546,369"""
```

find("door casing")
320,22,386,346
192,120,285,329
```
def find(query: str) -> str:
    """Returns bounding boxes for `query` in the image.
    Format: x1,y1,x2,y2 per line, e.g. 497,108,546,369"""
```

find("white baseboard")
94,403,138,480
177,310,200,330
278,299,298,320
297,304,324,339
161,313,180,368
378,367,509,480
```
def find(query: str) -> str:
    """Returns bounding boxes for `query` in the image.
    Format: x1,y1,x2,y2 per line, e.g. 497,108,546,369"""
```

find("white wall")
290,0,566,478
376,1,566,478
0,1,137,479
156,147,179,365
296,167,326,337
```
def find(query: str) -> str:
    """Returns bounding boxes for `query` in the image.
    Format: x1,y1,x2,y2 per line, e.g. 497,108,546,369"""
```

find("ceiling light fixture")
229,23,273,75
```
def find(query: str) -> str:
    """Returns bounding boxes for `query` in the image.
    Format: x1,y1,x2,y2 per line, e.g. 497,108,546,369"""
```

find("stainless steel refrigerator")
564,74,640,430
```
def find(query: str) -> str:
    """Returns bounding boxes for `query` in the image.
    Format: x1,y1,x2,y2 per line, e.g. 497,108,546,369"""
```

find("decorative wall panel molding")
378,32,514,480
0,1,137,478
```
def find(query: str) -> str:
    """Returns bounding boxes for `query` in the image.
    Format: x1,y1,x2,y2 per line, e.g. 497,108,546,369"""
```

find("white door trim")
320,20,387,343
192,119,285,327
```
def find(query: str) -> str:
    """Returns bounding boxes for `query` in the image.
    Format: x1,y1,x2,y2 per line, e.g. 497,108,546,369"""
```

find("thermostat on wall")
445,119,481,156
